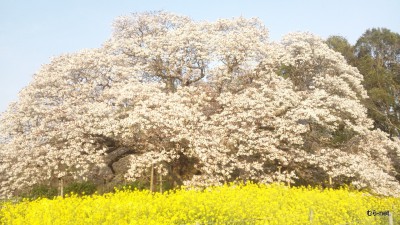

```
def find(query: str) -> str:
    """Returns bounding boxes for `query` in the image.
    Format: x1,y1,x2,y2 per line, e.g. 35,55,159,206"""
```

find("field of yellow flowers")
0,183,399,225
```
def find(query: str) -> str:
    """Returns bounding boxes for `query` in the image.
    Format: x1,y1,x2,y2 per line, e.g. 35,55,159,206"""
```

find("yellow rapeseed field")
0,183,399,225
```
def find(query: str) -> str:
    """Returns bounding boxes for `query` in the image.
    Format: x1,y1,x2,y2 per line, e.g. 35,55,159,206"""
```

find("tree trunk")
59,178,64,198
150,164,154,193
159,173,163,193
165,78,176,93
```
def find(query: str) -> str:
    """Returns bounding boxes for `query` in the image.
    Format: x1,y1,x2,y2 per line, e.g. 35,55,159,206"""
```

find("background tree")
355,28,400,137
325,35,356,64
327,28,400,137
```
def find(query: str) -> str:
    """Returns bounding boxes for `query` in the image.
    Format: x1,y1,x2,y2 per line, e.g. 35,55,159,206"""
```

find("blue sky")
1,0,399,113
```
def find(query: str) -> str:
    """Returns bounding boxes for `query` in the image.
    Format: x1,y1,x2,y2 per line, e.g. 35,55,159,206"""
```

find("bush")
116,180,148,191
64,181,96,196
23,184,58,199
116,180,174,193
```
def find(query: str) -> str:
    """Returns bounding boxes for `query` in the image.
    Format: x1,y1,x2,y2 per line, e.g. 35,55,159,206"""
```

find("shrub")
64,181,96,196
23,184,58,199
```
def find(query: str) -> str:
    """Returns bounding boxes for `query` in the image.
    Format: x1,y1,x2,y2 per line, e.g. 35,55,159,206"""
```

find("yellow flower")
0,183,399,225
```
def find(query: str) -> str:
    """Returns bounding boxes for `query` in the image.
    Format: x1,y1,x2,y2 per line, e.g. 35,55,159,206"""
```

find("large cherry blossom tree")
1,11,399,197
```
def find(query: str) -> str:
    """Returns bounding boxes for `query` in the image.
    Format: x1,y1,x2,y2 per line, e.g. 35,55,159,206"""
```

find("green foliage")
64,181,97,196
355,28,400,69
326,35,355,64
116,179,174,193
23,184,58,200
116,180,149,191
331,128,356,146
357,29,400,136
276,64,293,79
